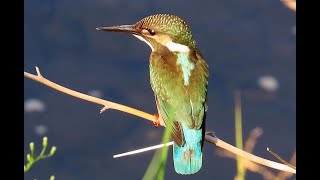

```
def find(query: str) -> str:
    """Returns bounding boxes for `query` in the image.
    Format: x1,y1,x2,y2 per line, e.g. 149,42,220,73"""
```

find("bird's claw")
153,114,160,128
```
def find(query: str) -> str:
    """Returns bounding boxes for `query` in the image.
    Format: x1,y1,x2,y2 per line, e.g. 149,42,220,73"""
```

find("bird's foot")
153,113,160,128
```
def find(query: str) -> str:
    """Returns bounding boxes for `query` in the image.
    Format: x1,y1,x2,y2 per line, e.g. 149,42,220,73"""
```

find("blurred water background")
24,0,295,179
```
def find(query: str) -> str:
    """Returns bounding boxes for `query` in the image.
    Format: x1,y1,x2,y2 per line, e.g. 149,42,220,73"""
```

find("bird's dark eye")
148,29,156,35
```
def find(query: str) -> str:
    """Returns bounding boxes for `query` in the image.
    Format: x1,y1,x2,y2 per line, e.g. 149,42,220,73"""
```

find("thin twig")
267,148,296,170
24,67,296,174
113,142,174,158
276,151,296,180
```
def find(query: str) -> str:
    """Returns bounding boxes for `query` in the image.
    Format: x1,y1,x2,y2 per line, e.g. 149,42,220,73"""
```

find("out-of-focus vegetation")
24,137,57,179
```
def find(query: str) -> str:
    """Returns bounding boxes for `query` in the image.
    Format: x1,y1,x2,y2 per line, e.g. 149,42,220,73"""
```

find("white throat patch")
165,41,190,53
176,53,194,86
133,35,154,51
133,35,189,53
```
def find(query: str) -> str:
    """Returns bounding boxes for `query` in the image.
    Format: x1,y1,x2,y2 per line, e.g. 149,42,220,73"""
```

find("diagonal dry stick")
24,67,296,174
218,127,279,180
276,151,296,179
217,150,280,180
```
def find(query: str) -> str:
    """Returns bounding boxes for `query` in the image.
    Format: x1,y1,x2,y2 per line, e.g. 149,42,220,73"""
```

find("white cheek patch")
176,53,194,86
133,35,154,51
165,41,190,53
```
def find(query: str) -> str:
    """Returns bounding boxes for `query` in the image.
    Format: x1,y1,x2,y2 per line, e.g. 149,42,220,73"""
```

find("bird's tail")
173,126,203,175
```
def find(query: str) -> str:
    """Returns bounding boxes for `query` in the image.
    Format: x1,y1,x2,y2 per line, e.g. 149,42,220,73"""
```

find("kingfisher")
97,14,209,175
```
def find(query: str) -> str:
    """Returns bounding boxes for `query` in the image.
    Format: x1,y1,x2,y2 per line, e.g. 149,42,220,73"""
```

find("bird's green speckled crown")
135,14,196,49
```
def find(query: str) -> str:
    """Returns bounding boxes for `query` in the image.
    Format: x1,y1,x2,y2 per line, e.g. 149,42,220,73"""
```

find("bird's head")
97,14,196,53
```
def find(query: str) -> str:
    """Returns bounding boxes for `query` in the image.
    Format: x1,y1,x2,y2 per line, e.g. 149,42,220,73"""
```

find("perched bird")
97,14,209,175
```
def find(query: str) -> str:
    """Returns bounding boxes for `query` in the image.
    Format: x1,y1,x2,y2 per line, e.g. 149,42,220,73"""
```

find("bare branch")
206,134,295,173
24,67,296,174
218,127,277,179
24,67,159,125
217,150,278,180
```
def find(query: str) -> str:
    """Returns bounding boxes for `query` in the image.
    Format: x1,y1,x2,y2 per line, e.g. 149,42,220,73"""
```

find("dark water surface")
24,1,295,179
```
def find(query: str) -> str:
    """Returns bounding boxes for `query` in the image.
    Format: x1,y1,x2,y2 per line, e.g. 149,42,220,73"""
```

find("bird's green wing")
150,50,208,146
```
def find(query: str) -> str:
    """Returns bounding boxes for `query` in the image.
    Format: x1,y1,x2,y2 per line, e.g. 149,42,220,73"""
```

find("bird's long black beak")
96,25,139,35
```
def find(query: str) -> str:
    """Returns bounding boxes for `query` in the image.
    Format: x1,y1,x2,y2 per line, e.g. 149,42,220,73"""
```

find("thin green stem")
143,126,172,180
235,90,245,180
